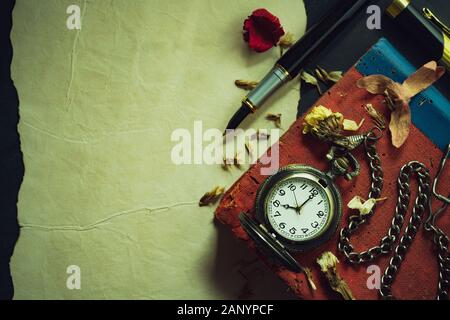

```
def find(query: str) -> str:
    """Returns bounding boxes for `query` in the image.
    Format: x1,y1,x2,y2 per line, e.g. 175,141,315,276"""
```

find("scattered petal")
266,113,282,128
389,101,411,148
199,186,225,207
342,118,364,131
357,74,395,95
327,70,343,83
235,80,259,90
402,61,445,97
301,70,322,95
347,195,387,216
315,66,343,84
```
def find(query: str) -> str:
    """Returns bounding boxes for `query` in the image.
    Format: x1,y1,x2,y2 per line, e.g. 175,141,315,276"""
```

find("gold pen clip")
422,7,450,36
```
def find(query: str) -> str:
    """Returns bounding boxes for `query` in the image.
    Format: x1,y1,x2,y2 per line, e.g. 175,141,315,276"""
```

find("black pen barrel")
278,0,368,77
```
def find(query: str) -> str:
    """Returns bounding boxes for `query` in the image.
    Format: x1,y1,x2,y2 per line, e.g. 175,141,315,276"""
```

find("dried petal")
389,102,411,148
302,267,317,291
301,70,322,95
315,66,343,84
347,195,387,216
266,113,281,128
342,118,364,131
357,74,394,94
315,67,327,83
235,80,259,90
402,61,445,97
199,186,225,207
327,70,343,83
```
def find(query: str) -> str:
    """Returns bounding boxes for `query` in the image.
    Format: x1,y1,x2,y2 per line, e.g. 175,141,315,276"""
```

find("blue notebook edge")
355,38,450,152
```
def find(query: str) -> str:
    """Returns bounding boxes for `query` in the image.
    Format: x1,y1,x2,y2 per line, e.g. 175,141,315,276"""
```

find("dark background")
0,0,448,299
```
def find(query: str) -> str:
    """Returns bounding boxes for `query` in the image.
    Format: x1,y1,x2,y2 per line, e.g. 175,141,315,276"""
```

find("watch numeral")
273,200,280,207
310,187,319,196
278,189,285,196
317,211,325,218
289,227,297,235
301,228,309,234
288,183,296,191
311,221,319,228
300,183,308,190
279,223,286,229
274,211,281,217
317,200,323,205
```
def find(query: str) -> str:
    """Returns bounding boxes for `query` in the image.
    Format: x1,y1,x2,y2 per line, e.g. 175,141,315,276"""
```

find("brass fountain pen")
225,0,368,132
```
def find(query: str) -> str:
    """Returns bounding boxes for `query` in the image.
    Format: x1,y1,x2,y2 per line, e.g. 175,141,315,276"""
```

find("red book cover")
215,61,449,300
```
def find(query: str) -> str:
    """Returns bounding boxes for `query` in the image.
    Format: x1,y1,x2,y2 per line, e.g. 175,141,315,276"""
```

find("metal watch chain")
337,132,450,300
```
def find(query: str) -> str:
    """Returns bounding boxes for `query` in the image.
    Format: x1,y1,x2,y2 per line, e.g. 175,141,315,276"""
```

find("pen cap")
386,0,450,70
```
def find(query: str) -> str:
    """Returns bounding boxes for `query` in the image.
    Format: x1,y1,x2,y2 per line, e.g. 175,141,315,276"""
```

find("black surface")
0,0,22,300
278,0,369,76
0,0,448,300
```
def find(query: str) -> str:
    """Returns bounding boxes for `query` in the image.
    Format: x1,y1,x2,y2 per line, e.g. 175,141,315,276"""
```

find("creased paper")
11,0,306,299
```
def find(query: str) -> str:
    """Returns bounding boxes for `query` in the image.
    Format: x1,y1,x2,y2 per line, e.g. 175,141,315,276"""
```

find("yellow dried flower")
302,105,343,134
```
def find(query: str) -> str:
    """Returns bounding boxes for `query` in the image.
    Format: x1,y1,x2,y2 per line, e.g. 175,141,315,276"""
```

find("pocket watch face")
265,177,331,242
255,165,342,251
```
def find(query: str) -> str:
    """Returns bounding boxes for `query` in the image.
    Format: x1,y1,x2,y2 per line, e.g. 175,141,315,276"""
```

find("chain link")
337,136,449,300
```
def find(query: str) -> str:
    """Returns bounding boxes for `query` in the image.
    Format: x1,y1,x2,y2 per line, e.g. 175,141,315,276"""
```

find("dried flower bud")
364,104,386,129
266,113,282,128
235,80,259,90
199,186,225,207
278,32,295,56
278,32,295,48
317,251,355,300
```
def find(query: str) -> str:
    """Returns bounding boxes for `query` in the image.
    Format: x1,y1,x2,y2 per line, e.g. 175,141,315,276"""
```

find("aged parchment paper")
11,0,306,299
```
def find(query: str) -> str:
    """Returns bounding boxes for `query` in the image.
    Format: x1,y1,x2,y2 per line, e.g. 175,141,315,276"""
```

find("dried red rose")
243,8,285,53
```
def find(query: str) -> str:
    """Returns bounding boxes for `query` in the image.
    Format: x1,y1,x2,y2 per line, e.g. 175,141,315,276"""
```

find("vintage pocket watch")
239,134,366,272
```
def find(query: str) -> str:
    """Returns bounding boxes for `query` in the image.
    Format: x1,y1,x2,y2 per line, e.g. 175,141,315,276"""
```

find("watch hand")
292,190,300,208
282,204,297,211
298,195,314,213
